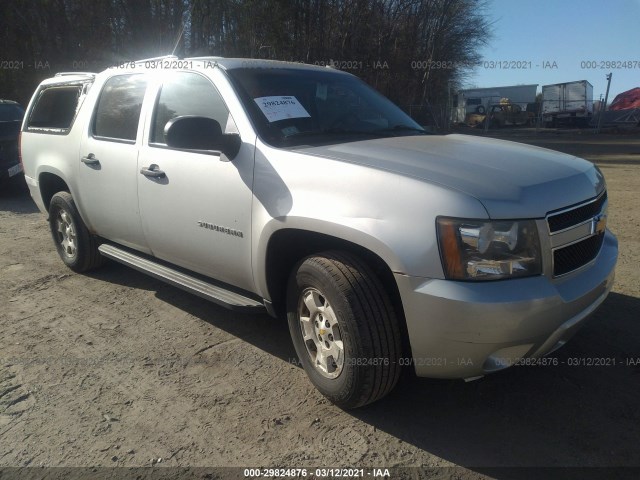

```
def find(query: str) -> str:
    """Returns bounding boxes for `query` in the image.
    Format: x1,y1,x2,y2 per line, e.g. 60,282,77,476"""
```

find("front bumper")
396,230,618,378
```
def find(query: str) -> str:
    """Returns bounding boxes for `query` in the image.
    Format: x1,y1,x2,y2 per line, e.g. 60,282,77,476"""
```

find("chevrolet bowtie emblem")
591,213,607,235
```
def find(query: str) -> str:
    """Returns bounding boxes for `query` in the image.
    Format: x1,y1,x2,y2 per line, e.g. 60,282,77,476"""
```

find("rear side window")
27,86,81,131
93,75,147,142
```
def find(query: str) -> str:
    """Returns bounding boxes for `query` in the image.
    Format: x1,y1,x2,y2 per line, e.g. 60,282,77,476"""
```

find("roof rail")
55,72,96,77
186,56,225,61
133,54,179,64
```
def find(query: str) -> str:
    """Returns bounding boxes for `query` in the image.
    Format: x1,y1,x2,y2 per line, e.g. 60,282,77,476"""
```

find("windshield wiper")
281,125,427,142
377,124,428,135
324,128,391,136
283,128,390,140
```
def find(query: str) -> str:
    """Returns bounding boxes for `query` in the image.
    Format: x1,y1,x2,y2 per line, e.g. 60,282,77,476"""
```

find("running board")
98,244,265,313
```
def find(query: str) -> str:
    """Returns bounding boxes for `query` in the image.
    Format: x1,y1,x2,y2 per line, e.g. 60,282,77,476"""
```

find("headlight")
436,217,542,280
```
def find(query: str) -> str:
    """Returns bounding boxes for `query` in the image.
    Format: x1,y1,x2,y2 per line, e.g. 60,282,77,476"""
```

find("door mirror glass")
164,116,241,159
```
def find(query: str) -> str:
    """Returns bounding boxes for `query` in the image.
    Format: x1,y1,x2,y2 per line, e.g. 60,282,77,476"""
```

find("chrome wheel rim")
55,209,77,258
298,287,344,379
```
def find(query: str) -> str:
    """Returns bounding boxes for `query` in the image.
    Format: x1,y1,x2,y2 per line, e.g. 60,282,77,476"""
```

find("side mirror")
164,116,241,159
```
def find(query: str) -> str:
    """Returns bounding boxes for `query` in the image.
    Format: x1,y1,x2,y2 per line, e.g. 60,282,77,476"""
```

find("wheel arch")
39,170,71,212
262,228,412,358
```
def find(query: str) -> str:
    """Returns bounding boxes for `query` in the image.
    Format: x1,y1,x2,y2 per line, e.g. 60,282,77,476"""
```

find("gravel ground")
1,130,639,479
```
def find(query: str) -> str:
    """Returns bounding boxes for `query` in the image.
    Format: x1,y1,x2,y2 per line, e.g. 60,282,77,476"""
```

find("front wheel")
287,251,402,408
49,191,104,272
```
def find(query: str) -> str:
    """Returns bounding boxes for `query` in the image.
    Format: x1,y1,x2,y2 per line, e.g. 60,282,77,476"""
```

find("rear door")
77,74,150,252
137,71,255,291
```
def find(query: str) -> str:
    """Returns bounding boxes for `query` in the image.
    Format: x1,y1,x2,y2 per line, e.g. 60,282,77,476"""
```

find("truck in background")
466,99,534,128
0,99,25,185
453,84,537,124
542,80,593,128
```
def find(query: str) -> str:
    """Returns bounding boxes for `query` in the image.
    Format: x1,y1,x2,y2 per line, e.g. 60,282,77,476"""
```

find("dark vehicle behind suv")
0,99,25,184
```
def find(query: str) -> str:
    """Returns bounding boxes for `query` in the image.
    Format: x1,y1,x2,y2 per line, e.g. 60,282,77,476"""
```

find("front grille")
547,192,607,233
553,234,604,276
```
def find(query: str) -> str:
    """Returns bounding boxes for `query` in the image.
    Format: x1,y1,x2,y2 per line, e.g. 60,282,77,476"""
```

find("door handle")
81,153,100,165
140,164,166,178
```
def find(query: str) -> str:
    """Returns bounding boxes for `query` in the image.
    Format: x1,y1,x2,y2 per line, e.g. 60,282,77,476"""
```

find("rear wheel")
49,191,104,272
287,251,402,408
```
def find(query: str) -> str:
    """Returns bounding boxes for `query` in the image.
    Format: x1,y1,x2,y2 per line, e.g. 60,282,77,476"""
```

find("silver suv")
20,57,617,408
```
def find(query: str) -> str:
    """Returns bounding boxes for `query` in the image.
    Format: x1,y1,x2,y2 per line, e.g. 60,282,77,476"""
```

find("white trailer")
542,80,593,127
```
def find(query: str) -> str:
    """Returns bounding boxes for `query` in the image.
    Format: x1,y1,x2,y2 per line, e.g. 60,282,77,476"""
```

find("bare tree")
0,0,491,123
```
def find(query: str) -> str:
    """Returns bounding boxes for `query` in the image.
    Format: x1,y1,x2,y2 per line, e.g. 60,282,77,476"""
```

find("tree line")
0,0,491,124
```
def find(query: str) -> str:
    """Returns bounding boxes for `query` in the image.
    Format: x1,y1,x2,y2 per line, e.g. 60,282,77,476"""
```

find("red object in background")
609,87,640,111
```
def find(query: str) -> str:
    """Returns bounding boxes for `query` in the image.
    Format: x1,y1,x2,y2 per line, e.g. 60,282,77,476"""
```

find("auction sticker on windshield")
254,96,310,122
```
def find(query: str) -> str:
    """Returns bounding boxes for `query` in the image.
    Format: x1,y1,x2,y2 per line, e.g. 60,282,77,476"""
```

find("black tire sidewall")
287,259,364,406
48,193,91,272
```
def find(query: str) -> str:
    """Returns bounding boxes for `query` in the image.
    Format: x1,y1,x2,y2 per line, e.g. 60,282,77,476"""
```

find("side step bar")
98,244,265,313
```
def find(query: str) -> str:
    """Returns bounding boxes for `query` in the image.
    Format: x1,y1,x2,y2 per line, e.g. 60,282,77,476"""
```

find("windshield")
225,67,426,147
0,103,25,121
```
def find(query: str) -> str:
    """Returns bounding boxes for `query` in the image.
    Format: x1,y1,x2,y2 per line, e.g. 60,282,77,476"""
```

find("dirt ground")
1,130,639,479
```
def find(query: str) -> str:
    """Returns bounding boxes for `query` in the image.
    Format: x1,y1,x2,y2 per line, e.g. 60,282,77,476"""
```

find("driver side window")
150,72,236,146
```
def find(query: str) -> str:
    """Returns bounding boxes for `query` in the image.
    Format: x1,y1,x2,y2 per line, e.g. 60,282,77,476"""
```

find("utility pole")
596,73,612,133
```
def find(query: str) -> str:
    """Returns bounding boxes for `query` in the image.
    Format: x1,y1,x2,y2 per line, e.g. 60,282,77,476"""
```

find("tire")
287,251,402,408
48,191,104,272
475,105,486,115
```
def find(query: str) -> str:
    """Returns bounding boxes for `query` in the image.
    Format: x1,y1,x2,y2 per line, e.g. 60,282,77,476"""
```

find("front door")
137,71,255,292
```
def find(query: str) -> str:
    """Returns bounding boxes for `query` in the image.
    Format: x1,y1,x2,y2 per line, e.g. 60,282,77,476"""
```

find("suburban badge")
197,221,244,238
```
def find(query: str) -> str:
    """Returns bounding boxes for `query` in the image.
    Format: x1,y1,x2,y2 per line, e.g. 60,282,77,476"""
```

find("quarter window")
151,72,234,145
93,75,147,141
27,86,82,131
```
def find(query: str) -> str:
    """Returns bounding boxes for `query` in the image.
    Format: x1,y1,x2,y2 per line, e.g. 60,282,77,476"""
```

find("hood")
298,134,605,219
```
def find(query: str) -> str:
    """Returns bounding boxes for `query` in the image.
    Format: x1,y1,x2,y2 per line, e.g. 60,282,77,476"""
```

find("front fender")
250,141,489,299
